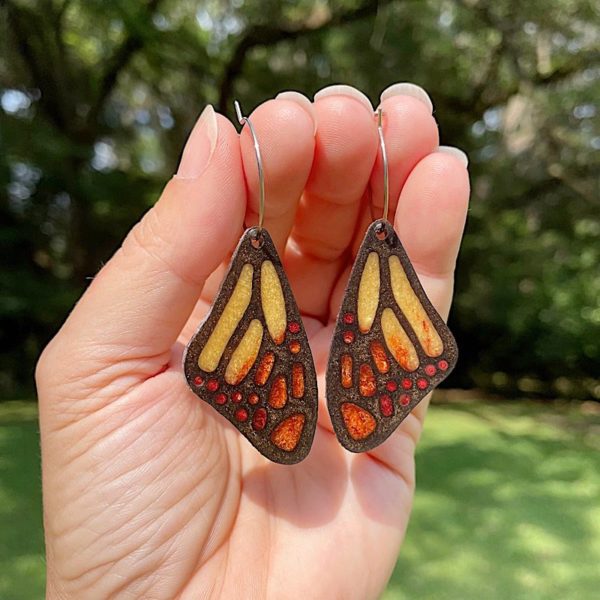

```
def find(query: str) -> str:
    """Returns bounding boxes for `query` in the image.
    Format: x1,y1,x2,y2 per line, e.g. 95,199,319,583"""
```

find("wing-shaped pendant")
326,219,458,452
184,228,318,464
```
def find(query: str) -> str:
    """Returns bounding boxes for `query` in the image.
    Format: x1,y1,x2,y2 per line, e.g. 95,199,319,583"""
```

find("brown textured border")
184,228,318,465
326,219,459,453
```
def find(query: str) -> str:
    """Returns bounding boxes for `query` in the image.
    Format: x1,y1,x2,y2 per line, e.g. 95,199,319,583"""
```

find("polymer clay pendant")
326,110,458,452
326,219,458,452
184,228,318,464
184,103,317,464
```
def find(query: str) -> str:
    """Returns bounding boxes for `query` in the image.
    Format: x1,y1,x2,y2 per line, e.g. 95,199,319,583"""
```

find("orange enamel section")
370,341,390,374
292,363,304,398
254,351,275,386
271,413,305,451
388,255,443,357
341,354,353,389
381,308,419,371
359,363,377,397
224,319,263,385
341,403,376,440
357,252,380,333
268,375,288,408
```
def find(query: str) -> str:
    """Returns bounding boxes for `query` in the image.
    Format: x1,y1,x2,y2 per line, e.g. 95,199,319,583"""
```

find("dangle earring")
326,109,458,452
184,101,318,465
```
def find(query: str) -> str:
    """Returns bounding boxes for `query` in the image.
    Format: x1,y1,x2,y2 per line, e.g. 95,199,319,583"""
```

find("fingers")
373,149,469,472
351,92,439,256
393,150,470,318
285,86,379,317
326,88,442,319
370,94,439,224
325,146,469,474
38,107,247,386
240,96,316,253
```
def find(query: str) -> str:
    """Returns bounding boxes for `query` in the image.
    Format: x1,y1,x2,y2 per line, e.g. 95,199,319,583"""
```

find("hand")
36,84,469,599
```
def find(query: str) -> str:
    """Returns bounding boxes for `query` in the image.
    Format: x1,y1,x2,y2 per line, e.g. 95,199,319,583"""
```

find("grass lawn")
1,399,599,599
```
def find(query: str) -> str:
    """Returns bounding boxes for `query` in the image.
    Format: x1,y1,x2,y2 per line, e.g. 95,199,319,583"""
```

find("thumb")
38,106,246,388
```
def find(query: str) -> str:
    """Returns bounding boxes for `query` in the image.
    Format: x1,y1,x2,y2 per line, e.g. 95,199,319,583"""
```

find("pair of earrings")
184,102,457,464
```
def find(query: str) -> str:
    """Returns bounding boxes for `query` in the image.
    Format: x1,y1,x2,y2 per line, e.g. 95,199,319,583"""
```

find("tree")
1,0,599,398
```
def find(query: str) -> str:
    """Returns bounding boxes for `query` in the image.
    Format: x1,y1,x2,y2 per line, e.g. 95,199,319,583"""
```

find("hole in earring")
251,230,264,249
375,222,388,241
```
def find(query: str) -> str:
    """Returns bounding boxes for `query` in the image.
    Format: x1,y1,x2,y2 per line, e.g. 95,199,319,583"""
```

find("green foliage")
385,400,600,599
0,402,44,599
2,399,599,597
0,0,599,398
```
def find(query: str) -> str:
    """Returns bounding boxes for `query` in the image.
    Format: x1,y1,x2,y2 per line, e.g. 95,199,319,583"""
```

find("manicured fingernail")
437,145,469,167
314,84,373,114
380,83,433,114
176,104,218,179
276,90,317,135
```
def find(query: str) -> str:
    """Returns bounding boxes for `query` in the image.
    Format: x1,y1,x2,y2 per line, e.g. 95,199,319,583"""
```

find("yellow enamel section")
261,261,287,344
224,319,264,385
388,255,444,357
198,263,254,372
357,252,380,333
381,308,419,371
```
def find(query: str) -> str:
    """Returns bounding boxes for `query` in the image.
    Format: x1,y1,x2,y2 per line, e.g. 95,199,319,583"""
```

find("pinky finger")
366,148,470,474
393,148,470,321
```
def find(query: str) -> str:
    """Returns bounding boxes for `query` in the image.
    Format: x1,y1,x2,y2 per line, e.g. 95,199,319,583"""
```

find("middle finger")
285,85,379,319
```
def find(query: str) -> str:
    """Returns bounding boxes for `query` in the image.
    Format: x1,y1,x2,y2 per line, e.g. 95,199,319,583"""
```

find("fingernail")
314,84,373,114
380,83,433,114
176,104,218,179
437,145,469,167
276,91,318,135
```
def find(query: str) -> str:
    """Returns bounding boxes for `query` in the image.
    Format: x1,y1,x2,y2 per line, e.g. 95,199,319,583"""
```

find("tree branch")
2,1,72,132
438,1,600,119
217,0,391,112
86,0,165,127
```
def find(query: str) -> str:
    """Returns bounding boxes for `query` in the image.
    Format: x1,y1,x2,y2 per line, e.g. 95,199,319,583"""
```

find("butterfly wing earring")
326,109,458,452
184,102,318,464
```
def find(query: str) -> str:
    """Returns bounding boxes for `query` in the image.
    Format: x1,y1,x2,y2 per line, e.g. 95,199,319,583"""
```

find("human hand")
36,84,469,599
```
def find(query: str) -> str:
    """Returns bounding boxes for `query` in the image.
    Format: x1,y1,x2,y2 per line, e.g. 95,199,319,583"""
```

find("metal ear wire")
376,108,390,223
234,100,265,232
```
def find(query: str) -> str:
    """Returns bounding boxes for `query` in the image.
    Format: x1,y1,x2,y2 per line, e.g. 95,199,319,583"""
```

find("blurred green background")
1,0,599,598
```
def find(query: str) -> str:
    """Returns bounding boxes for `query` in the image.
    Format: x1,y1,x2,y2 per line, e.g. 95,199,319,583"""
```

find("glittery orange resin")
326,220,458,453
184,228,318,464
271,414,305,451
341,403,377,440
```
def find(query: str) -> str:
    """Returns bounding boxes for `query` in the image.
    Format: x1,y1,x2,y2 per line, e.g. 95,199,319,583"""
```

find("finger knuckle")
35,335,62,390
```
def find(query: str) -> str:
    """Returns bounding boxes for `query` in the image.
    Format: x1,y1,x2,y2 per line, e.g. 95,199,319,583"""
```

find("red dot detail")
206,379,219,392
288,322,301,334
386,380,398,392
235,408,248,422
343,331,355,344
193,375,204,386
248,393,259,405
399,394,411,406
252,407,267,431
438,360,449,371
379,394,394,417
343,313,355,324
417,378,428,390
215,393,227,405
425,365,437,377
232,391,243,403
401,378,413,390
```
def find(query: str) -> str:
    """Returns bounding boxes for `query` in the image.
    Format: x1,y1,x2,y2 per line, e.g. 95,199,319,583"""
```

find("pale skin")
36,84,470,599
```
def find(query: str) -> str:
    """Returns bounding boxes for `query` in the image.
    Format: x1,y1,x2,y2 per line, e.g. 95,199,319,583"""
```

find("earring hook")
234,100,265,231
376,108,390,223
